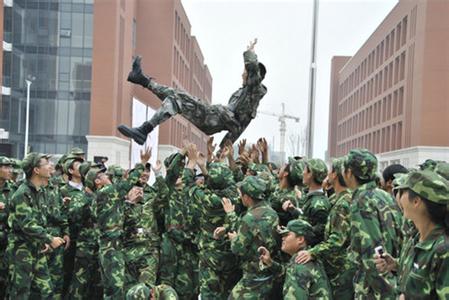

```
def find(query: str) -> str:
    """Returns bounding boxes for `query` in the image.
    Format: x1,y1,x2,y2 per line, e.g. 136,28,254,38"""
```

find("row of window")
338,51,406,120
337,87,404,141
337,121,403,156
174,11,190,62
339,15,409,99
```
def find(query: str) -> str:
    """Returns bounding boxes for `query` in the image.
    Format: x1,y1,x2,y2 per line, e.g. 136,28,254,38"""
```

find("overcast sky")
182,0,398,160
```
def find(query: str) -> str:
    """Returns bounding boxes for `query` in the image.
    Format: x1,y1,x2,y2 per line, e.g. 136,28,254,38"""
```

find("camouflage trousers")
353,270,397,300
229,273,274,300
198,250,241,300
46,246,64,300
62,241,76,298
0,243,8,300
159,234,199,299
124,243,159,289
328,266,356,300
7,243,53,300
99,239,125,300
68,243,102,299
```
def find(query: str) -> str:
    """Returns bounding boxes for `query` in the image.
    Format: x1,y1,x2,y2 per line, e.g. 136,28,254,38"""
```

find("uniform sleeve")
230,214,254,257
9,194,53,244
309,198,350,260
436,245,449,299
306,197,330,243
284,264,311,299
165,153,185,186
351,196,395,294
243,50,262,88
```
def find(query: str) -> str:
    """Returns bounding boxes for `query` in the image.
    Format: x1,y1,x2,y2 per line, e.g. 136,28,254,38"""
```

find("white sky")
182,0,398,159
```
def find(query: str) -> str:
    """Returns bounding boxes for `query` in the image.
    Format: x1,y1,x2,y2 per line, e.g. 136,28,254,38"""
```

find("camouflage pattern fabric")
96,163,144,299
299,189,331,244
7,180,54,299
125,283,178,300
0,180,14,300
398,224,449,299
350,180,403,299
308,190,355,299
269,186,299,226
434,162,449,181
344,149,378,181
396,170,449,204
305,158,328,184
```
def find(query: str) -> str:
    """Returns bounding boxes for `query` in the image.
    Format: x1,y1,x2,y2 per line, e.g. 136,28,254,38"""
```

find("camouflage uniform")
123,182,160,290
119,50,266,147
188,162,241,300
308,158,355,299
395,170,449,299
271,219,332,299
126,283,178,300
158,153,199,299
228,176,280,299
93,162,144,299
61,160,102,299
300,158,331,244
345,149,403,299
0,157,15,300
7,153,54,299
42,181,69,300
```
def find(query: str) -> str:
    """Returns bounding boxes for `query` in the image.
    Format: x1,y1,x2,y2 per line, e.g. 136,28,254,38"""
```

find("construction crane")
258,103,300,162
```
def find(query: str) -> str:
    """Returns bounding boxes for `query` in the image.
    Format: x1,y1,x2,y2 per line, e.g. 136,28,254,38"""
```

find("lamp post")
24,76,35,157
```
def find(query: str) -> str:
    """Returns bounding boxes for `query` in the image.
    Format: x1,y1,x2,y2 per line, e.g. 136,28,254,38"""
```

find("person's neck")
334,183,347,195
415,217,437,242
279,178,289,190
0,178,6,188
307,183,321,192
30,175,43,189
70,176,82,184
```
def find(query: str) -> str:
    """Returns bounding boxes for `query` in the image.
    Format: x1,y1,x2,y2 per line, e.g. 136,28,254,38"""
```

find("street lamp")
24,75,35,157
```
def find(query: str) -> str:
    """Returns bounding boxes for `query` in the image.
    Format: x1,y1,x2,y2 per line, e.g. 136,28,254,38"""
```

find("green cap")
392,173,408,189
22,152,51,174
419,159,438,171
287,157,305,186
278,219,315,241
344,149,378,181
84,166,105,190
78,161,93,179
63,155,84,175
10,159,22,174
125,283,151,300
163,153,178,168
70,147,85,156
305,158,328,184
207,162,234,190
106,165,124,178
331,157,345,176
435,162,449,181
237,175,266,200
396,170,449,204
0,156,13,166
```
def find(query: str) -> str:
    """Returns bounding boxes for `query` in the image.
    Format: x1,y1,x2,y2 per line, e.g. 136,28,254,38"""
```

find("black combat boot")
127,56,151,87
117,122,153,145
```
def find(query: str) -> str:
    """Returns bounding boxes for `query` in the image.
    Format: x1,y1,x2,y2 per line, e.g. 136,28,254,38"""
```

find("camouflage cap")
237,175,266,200
278,219,315,241
78,161,92,179
207,162,234,189
305,158,328,184
84,166,105,190
419,159,438,171
125,283,151,300
0,156,13,166
163,153,178,168
344,149,378,181
106,165,125,178
70,147,85,156
287,157,305,186
10,158,22,173
392,173,408,190
396,170,449,204
22,152,51,174
63,155,84,174
331,157,345,176
435,162,449,181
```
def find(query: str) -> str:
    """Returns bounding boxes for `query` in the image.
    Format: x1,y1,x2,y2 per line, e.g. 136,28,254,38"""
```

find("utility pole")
306,0,319,158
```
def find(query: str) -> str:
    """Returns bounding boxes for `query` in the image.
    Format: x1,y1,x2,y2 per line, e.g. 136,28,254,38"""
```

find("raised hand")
221,197,235,214
250,145,260,164
152,160,162,174
258,246,272,267
207,137,217,162
238,139,247,155
247,38,258,51
140,146,152,164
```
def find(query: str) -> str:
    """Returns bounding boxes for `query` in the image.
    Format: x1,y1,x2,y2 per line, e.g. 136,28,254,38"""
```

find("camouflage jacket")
350,181,403,299
227,50,267,125
271,253,332,299
123,183,160,248
398,225,449,299
96,163,144,241
7,180,53,249
230,200,279,276
300,189,331,244
269,186,299,226
60,183,98,252
309,189,353,279
0,181,15,246
42,182,69,237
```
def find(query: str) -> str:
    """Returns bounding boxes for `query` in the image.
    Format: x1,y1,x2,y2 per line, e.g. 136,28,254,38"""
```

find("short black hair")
382,164,409,183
